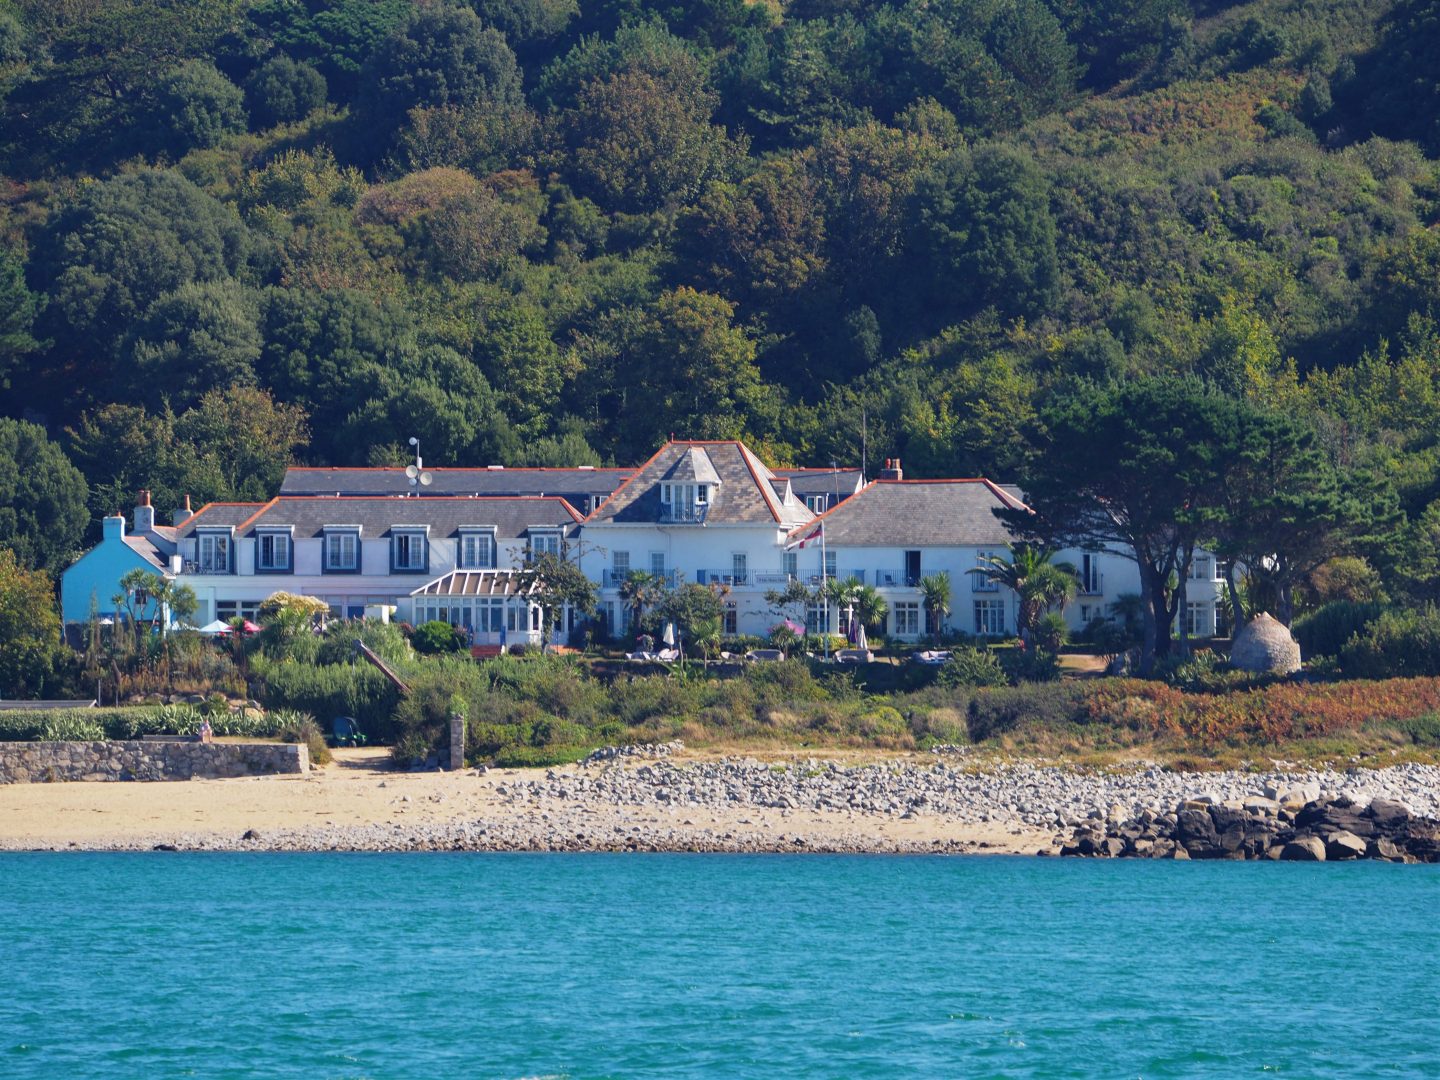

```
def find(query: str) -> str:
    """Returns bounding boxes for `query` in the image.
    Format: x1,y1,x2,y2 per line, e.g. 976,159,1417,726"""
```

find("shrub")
936,648,1008,689
411,620,468,655
492,744,591,768
1396,713,1440,747
259,663,401,742
1339,608,1440,678
40,713,104,741
1032,612,1068,654
968,683,1093,741
1294,601,1384,660
272,709,331,765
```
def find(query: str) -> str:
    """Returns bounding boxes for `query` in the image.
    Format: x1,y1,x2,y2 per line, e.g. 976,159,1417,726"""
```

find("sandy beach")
0,747,1055,854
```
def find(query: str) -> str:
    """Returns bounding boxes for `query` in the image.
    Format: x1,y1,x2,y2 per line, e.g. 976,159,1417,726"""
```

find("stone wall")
0,740,309,784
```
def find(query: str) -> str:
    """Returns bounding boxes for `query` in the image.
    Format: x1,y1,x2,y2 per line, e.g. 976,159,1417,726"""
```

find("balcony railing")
1077,573,1104,596
659,503,708,524
969,573,999,593
187,560,231,575
604,569,682,588
874,569,921,588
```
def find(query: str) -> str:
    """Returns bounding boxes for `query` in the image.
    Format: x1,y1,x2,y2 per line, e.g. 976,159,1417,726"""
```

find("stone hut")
1230,612,1302,674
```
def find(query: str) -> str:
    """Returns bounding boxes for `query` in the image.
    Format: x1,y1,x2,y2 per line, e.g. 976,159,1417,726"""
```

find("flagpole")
819,519,829,659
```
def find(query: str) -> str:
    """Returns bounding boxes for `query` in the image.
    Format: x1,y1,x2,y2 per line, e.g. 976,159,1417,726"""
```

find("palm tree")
970,545,1078,638
920,572,952,644
618,570,661,636
852,583,888,637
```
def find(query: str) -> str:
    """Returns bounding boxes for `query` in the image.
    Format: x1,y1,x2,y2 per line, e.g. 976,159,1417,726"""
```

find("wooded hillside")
1,0,1439,595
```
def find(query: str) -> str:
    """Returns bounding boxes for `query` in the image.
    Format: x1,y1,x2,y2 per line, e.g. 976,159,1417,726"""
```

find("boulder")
1325,831,1367,860
1243,796,1281,816
1281,835,1326,861
1230,613,1302,674
1366,798,1411,828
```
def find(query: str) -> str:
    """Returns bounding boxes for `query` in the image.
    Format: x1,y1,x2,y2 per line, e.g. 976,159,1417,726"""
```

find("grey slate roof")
122,535,170,571
774,468,866,501
587,441,815,527
175,502,269,537
235,496,581,539
281,466,633,500
662,446,721,485
789,480,1027,547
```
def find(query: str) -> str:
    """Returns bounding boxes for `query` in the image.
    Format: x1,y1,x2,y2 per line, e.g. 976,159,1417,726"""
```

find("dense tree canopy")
0,0,1434,625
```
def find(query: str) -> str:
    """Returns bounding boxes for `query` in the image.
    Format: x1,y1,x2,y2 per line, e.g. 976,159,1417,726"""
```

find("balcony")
603,569,682,588
659,503,709,524
874,569,921,588
696,569,754,587
1077,573,1104,596
185,560,232,575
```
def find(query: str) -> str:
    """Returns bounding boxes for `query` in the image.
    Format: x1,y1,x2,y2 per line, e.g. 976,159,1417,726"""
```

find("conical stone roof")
1230,612,1302,674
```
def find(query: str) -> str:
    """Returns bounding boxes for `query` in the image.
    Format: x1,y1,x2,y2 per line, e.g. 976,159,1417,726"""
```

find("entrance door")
905,550,921,586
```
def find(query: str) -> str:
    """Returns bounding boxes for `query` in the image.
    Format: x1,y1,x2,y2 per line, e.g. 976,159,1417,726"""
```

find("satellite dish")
419,472,433,487
405,464,419,480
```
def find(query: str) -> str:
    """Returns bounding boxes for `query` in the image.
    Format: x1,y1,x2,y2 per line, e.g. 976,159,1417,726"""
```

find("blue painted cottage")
60,492,182,626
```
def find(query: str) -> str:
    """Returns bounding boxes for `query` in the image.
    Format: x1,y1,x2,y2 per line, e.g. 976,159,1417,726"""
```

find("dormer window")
696,484,709,505
391,529,428,573
458,529,496,569
324,528,360,573
530,530,561,558
196,532,231,574
661,484,672,504
256,530,291,572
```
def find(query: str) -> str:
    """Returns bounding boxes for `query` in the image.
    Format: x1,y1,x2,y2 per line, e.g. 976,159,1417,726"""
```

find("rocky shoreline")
6,751,1438,858
1060,794,1440,862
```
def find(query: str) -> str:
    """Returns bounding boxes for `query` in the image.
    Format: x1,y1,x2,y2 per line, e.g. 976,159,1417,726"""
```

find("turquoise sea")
1,854,1437,1078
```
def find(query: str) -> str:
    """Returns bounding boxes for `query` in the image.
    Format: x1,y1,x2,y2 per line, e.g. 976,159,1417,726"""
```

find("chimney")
173,494,193,527
879,457,903,481
102,514,126,541
134,489,155,533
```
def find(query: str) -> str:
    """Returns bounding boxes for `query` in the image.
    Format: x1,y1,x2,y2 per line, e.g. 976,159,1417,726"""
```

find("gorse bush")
936,648,1008,689
1338,608,1440,679
1293,601,1384,660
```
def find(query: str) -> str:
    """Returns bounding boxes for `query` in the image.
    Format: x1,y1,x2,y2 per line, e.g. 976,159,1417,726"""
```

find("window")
805,602,827,635
824,550,837,579
974,599,1005,637
197,533,230,573
723,603,737,635
1186,602,1213,638
1079,553,1101,595
325,531,359,572
893,601,921,637
458,531,495,569
805,494,827,513
1190,554,1213,581
696,484,709,504
613,550,630,577
256,532,290,572
392,531,426,572
649,552,665,577
215,600,259,621
782,551,798,579
731,553,747,584
531,532,561,558
661,484,672,504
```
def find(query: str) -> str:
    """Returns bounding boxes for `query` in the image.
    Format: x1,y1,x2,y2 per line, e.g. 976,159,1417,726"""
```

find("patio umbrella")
662,622,676,647
856,622,868,652
241,619,261,634
197,620,231,636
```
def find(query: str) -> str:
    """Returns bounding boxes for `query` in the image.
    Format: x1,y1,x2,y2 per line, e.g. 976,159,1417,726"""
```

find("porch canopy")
409,570,542,638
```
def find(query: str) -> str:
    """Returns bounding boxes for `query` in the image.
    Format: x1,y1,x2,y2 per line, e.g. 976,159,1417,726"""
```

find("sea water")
1,853,1437,1078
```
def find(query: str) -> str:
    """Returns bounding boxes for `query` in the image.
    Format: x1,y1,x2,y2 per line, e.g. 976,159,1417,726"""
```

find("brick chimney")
173,494,193,527
134,489,154,533
879,457,903,481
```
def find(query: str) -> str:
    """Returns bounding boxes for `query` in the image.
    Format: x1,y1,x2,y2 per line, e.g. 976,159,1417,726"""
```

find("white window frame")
197,532,231,573
974,599,1005,636
782,551,798,579
530,531,561,559
458,530,496,570
392,531,427,571
256,531,290,572
649,552,665,577
893,601,921,637
325,530,359,571
613,550,630,577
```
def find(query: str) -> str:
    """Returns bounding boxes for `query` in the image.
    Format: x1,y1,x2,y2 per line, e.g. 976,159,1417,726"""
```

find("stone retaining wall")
0,741,309,784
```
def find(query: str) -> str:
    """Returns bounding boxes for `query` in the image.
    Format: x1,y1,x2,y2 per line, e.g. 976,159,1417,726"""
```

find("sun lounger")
911,650,953,665
835,648,874,664
745,649,785,662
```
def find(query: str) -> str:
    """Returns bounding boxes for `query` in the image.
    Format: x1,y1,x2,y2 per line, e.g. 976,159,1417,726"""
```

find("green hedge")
258,663,402,742
0,705,286,742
